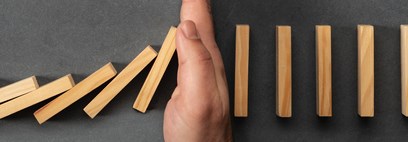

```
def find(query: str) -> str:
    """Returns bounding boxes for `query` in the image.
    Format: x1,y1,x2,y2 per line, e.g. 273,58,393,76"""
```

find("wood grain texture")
235,25,250,117
401,25,408,116
133,27,177,113
276,26,292,117
84,46,157,118
0,76,39,103
316,25,332,117
34,63,117,124
357,25,374,117
0,74,75,119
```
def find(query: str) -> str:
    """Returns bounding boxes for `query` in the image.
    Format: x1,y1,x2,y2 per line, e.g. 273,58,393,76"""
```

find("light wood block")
235,25,250,117
133,27,177,113
0,75,75,119
0,76,39,103
357,25,374,117
316,25,332,117
401,25,408,116
34,63,117,124
276,26,292,117
84,46,157,118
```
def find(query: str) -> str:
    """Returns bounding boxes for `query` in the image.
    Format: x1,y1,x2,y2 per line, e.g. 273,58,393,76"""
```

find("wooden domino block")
34,63,117,124
401,25,408,116
84,46,157,118
357,25,374,117
235,25,250,117
133,27,177,113
276,26,292,117
0,74,75,119
316,25,332,117
0,76,39,103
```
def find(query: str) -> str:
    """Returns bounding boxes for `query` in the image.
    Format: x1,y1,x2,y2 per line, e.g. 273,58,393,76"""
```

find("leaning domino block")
276,26,292,117
133,27,177,113
84,46,157,119
0,76,39,103
0,75,75,119
34,63,117,124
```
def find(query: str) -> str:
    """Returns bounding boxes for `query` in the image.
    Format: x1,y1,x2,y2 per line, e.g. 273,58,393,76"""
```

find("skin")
163,0,232,141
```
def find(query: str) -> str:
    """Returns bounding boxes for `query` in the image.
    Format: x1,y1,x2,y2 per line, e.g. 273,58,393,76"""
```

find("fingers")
176,20,218,95
181,0,214,44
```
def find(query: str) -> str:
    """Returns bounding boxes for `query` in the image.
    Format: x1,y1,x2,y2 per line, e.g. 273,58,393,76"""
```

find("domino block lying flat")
401,25,408,116
34,63,117,124
0,76,39,103
133,27,177,113
357,25,374,117
0,74,75,119
276,26,292,117
235,25,250,117
316,25,332,117
84,46,157,118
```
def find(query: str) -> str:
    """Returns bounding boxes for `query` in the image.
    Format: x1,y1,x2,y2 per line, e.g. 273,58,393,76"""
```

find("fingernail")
180,21,200,40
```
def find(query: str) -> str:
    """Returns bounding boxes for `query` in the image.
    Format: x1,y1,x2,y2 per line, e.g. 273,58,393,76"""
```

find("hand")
163,0,232,142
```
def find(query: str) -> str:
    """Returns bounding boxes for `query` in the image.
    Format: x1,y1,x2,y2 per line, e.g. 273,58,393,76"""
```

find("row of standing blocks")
0,24,405,125
235,24,408,118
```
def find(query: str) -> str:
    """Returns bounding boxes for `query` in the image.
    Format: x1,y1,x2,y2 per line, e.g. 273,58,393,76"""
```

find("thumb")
176,20,218,96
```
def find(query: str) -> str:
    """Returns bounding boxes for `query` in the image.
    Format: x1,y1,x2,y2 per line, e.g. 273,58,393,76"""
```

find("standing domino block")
0,76,39,103
133,27,177,113
401,25,408,116
34,63,117,124
0,74,75,119
235,25,250,117
357,25,374,117
84,46,157,119
276,26,292,117
316,25,332,117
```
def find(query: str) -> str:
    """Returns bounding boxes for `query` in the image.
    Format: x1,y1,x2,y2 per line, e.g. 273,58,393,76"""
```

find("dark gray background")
1,0,408,141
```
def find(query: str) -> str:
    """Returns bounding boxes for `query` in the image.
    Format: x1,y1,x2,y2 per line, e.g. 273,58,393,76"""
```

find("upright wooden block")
357,25,374,117
235,25,250,117
0,76,39,103
84,46,157,118
0,75,75,119
34,63,117,124
401,25,408,116
316,25,332,117
133,27,177,113
276,26,292,117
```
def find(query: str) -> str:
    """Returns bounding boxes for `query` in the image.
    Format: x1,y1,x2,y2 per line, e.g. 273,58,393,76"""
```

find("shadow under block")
84,46,157,118
276,26,292,117
401,25,408,116
316,25,332,117
0,76,39,103
357,25,374,117
34,63,117,124
234,25,250,117
0,75,75,119
133,27,177,113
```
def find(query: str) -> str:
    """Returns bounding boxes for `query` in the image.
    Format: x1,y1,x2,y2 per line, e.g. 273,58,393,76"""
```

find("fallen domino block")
316,25,332,117
0,76,39,103
401,25,408,117
34,63,117,124
133,27,177,113
0,74,75,119
235,24,250,117
84,46,157,119
357,25,374,117
276,26,292,117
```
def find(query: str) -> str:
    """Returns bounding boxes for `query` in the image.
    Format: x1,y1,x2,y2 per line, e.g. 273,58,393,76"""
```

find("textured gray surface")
1,0,408,141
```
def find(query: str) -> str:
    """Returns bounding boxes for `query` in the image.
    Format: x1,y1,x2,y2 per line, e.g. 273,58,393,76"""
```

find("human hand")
163,0,232,142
